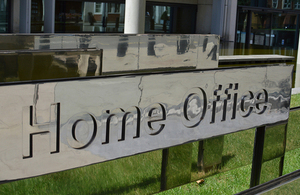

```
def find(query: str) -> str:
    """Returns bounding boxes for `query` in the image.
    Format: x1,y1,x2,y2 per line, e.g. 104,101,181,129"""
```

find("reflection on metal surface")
191,128,256,181
198,136,224,172
0,48,102,81
263,124,287,162
257,124,287,185
0,64,292,181
250,123,287,187
0,34,219,82
260,157,283,185
286,109,300,152
161,144,193,190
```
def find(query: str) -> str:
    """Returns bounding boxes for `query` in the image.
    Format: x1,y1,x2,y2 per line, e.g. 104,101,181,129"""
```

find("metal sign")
0,64,293,181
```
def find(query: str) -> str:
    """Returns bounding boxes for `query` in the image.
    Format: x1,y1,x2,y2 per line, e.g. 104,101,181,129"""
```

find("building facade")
0,0,236,39
2,0,300,65
1,0,300,46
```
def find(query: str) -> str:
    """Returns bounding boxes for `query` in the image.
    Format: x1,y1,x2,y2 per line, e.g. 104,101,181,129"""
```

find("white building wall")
12,0,20,33
44,0,55,33
19,0,31,33
196,0,213,34
124,0,146,34
223,0,237,42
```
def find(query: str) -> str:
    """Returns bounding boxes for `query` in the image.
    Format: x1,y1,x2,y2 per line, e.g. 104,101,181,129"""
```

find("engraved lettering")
102,106,141,144
211,85,222,123
144,103,166,135
211,83,239,123
232,83,239,119
21,83,272,158
255,89,268,114
182,87,207,128
239,89,269,117
22,103,60,159
240,91,254,117
222,83,239,121
67,113,97,149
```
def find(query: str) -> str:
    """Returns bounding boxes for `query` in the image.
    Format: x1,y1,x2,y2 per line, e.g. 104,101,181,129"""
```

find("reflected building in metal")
0,0,299,194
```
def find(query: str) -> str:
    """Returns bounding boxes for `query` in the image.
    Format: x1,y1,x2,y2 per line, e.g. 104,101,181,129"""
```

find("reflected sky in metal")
0,64,292,181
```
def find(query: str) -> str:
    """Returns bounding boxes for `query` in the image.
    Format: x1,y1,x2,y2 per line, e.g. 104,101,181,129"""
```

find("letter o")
66,113,97,149
181,87,207,128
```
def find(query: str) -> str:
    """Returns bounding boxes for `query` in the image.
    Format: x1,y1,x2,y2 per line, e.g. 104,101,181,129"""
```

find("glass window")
55,1,125,33
115,3,120,13
31,0,44,32
107,3,112,13
251,12,272,46
237,0,251,6
0,0,9,32
272,0,278,8
236,10,248,44
282,0,291,9
272,13,297,47
95,2,101,14
145,3,196,34
108,3,120,13
294,0,300,9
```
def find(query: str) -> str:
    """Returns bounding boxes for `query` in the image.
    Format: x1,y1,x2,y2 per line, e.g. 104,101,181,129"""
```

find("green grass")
291,93,300,108
159,165,252,195
159,94,300,194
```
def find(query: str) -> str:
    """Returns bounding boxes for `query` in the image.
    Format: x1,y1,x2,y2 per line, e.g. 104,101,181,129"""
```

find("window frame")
282,0,292,9
272,0,278,9
94,2,102,14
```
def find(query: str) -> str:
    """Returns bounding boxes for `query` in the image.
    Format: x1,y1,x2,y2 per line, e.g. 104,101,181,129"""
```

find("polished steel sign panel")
0,64,292,181
0,34,218,82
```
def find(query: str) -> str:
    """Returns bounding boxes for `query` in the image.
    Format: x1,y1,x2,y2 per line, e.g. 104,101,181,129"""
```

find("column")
19,0,31,33
196,0,213,34
101,2,107,32
223,0,237,42
210,0,225,37
44,0,55,33
124,0,146,34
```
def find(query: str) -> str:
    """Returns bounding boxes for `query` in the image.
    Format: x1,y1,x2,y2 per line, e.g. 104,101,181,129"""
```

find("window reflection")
55,1,125,33
145,5,170,33
282,0,292,9
236,9,297,48
0,0,9,32
294,1,300,9
145,3,196,34
30,1,196,34
31,0,44,32
272,13,297,47
272,0,278,8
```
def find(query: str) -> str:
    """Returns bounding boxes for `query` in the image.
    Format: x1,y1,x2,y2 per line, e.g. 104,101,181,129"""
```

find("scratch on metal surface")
33,84,39,124
138,76,143,106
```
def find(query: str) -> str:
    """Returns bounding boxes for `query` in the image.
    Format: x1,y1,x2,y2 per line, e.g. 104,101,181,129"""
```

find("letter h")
22,103,60,159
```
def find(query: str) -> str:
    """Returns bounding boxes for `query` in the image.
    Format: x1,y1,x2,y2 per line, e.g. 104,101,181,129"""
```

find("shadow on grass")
91,175,161,195
222,154,235,167
191,154,235,173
